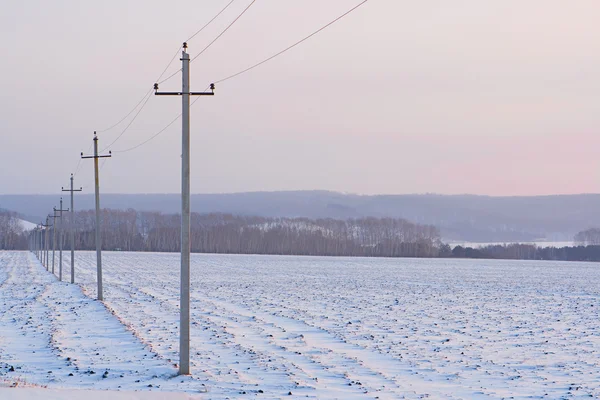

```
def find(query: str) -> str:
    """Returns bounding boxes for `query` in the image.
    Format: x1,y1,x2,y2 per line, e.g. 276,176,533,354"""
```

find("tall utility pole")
81,133,111,300
63,174,82,284
49,208,60,275
154,42,215,376
56,198,69,281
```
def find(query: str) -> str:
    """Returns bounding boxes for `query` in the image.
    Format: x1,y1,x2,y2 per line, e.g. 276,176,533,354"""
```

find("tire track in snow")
0,252,72,384
0,252,210,395
68,252,368,397
66,253,255,396
98,274,290,389
197,295,471,399
65,251,600,399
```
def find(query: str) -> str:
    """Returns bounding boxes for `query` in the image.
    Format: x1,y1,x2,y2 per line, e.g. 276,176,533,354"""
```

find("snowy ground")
1,251,599,398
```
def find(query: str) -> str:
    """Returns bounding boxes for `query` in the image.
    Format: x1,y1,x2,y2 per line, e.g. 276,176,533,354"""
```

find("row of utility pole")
28,184,77,282
28,43,212,376
28,127,110,297
27,134,110,304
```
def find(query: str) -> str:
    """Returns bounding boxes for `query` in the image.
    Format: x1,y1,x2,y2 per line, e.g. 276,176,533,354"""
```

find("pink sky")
1,0,599,195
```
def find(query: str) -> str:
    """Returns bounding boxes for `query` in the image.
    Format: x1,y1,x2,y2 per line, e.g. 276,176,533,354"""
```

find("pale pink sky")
1,0,599,195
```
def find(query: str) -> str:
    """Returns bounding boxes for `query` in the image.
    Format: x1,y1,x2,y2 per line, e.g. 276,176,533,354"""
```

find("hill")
1,191,599,242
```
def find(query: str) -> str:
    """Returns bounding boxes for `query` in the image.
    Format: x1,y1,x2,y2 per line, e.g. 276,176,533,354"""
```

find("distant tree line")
19,209,442,258
574,228,600,246
449,243,600,262
7,210,600,262
0,210,27,250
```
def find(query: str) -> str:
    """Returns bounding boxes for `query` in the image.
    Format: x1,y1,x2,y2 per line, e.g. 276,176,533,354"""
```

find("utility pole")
40,220,51,268
39,226,43,261
154,42,215,376
63,174,82,284
34,226,40,260
33,227,38,259
40,226,43,262
81,133,111,300
44,216,51,271
33,227,37,260
56,198,69,281
40,224,45,266
49,208,60,275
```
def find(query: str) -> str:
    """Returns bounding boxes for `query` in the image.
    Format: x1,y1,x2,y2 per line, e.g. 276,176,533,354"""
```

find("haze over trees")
0,208,444,258
67,210,442,258
3,192,600,243
0,209,26,249
574,228,600,246
7,207,600,262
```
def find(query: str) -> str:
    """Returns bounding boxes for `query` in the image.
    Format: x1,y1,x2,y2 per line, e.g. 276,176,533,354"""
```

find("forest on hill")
4,208,600,261
3,191,600,243
5,209,441,258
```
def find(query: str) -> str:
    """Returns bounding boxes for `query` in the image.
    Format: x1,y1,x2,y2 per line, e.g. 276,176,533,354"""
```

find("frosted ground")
1,251,599,399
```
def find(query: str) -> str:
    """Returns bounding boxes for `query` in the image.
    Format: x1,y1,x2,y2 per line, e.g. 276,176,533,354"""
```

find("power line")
67,2,239,185
157,0,238,86
96,88,154,133
112,96,204,154
112,114,180,154
155,46,183,84
115,1,369,154
190,0,257,63
100,90,153,152
186,0,237,42
213,0,369,85
73,158,83,177
73,142,94,178
96,0,237,143
157,67,182,86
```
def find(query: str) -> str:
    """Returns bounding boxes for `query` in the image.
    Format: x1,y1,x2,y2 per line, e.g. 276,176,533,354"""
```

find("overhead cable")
190,0,257,63
213,0,369,85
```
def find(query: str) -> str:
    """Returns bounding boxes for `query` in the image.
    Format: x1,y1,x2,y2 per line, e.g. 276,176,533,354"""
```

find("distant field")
1,251,599,398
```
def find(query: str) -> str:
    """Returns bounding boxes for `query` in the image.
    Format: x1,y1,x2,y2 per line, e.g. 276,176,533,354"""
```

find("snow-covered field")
1,251,599,399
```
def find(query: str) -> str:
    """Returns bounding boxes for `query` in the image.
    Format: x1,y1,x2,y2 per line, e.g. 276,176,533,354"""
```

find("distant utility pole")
40,224,45,266
33,227,38,259
40,220,51,268
81,133,111,300
35,225,41,261
56,198,69,281
154,42,215,376
49,208,60,275
63,174,82,284
44,216,51,271
33,226,38,260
